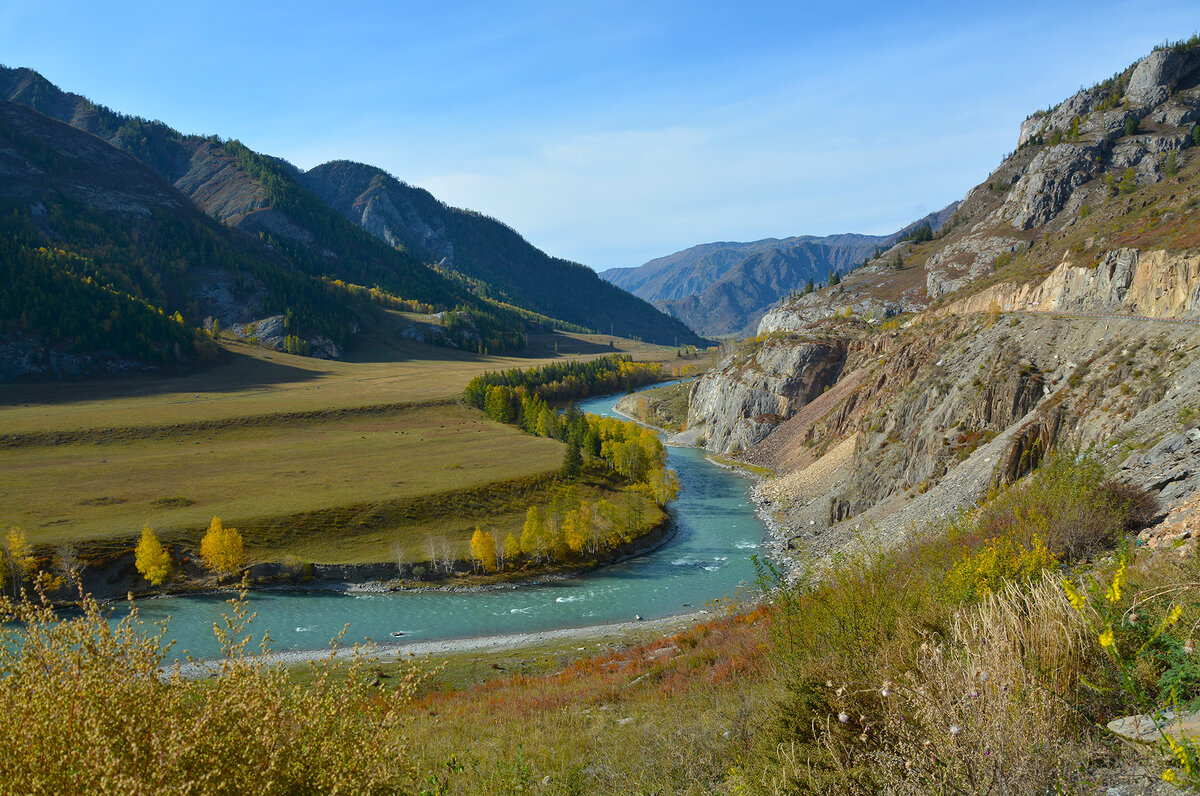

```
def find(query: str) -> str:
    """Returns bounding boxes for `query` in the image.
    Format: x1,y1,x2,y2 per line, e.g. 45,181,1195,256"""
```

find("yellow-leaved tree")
134,524,174,586
520,506,546,562
199,517,245,576
469,526,497,573
4,527,38,597
503,532,521,569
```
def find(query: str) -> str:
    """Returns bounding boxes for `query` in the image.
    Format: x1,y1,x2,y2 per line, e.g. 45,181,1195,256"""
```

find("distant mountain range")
601,205,957,337
0,66,704,379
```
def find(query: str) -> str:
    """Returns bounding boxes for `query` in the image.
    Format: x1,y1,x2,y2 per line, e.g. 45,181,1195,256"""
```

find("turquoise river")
124,385,769,660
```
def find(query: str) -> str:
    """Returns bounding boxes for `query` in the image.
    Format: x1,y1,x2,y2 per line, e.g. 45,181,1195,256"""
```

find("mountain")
756,40,1200,335
300,161,706,345
0,100,376,379
601,206,957,338
683,39,1200,560
0,66,700,369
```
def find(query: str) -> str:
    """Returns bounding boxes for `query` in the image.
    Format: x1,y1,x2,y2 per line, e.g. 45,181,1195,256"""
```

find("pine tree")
561,438,583,479
536,405,559,438
135,524,174,586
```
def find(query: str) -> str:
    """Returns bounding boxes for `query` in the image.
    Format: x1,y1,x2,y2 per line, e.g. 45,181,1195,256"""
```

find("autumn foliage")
0,589,425,793
199,517,245,576
134,524,173,586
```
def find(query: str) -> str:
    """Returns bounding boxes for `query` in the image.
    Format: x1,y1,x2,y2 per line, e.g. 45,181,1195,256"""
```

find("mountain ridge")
603,204,957,337
0,65,704,357
301,160,707,345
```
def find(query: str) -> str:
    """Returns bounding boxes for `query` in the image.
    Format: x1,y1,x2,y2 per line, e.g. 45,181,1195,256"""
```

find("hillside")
0,101,356,378
690,39,1200,551
0,66,702,355
301,161,707,345
601,205,956,337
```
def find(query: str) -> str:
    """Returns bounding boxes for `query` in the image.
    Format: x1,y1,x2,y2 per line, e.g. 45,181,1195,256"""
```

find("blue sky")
1,1,1197,270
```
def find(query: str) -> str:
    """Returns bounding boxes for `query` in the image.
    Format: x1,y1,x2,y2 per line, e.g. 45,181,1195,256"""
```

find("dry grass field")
0,331,689,563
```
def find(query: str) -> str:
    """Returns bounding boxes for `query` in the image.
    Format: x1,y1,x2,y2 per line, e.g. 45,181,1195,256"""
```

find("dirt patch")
742,369,866,473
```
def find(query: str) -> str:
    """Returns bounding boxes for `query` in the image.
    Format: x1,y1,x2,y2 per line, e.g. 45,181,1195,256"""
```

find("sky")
1,1,1198,271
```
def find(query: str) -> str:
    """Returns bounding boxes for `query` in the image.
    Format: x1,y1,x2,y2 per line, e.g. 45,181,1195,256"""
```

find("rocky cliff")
695,42,1200,562
686,337,846,454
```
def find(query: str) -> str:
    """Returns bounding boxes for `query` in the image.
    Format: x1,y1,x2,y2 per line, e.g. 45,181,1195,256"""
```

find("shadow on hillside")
522,331,622,358
0,348,321,407
341,329,622,365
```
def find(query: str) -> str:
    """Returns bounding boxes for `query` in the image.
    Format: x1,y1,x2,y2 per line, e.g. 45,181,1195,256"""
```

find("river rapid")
126,386,769,660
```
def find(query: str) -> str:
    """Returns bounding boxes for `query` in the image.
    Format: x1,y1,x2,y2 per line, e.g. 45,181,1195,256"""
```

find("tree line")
463,359,680,574
463,354,661,409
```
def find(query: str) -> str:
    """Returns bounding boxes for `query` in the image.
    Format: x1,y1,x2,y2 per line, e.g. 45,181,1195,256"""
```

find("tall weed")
0,588,425,794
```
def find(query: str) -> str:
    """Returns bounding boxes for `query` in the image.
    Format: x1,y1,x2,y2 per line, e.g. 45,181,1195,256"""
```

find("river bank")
613,387,804,584
98,386,770,661
67,511,677,604
176,610,715,676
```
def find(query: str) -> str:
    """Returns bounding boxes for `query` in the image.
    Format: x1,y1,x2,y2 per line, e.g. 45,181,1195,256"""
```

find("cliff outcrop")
686,338,846,454
950,248,1200,320
702,43,1200,561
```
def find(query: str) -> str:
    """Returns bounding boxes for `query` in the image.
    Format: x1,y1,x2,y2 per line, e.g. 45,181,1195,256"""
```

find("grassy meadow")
0,331,690,564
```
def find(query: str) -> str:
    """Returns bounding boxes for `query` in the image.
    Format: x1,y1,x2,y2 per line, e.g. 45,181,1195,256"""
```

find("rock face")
686,339,846,453
925,237,1026,299
301,161,455,264
1003,141,1104,230
952,248,1200,320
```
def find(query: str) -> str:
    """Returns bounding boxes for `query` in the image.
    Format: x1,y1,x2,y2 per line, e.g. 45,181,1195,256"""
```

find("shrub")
1098,478,1159,530
978,452,1146,561
943,531,1058,602
748,454,1151,795
0,589,425,793
1118,167,1139,195
1164,151,1181,178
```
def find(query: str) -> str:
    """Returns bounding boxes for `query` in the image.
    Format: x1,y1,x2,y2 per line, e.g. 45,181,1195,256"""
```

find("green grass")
0,331,682,564
0,332,683,436
1,403,560,553
708,454,776,478
622,380,692,430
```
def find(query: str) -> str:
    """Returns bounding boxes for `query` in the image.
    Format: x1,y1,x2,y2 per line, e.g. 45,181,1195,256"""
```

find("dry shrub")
755,578,1110,795
1097,478,1159,531
0,591,425,795
876,577,1108,794
980,453,1141,561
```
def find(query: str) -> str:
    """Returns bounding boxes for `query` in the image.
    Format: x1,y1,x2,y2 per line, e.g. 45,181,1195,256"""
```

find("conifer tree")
561,438,583,479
